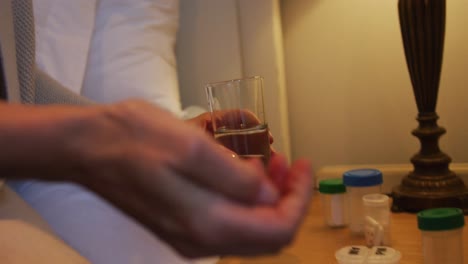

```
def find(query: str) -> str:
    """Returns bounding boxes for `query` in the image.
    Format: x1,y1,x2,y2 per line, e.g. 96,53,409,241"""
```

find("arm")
0,100,313,258
0,100,277,205
0,101,97,180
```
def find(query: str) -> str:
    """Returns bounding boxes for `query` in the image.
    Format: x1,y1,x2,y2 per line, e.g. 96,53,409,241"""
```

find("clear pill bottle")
417,208,465,264
343,169,383,234
319,178,348,227
362,193,392,247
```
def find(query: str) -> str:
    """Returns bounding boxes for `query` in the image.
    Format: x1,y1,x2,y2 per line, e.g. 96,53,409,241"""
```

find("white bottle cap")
366,246,401,264
335,246,369,264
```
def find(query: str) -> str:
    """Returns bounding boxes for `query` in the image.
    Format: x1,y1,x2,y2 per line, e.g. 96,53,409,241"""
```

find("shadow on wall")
176,0,243,109
279,0,323,32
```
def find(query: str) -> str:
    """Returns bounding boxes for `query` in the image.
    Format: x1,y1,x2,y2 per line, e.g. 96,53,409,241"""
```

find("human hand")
185,112,215,135
72,100,312,258
186,111,276,156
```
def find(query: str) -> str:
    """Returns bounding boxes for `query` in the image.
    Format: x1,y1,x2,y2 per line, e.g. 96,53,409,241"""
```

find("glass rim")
205,76,263,89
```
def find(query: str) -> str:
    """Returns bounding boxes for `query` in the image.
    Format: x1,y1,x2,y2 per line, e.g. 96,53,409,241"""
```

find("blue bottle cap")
343,169,383,187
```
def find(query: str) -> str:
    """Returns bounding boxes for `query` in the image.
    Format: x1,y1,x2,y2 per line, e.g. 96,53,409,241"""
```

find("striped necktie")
0,0,35,103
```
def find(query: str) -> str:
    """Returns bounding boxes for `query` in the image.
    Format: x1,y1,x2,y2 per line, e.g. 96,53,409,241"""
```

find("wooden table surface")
218,192,468,264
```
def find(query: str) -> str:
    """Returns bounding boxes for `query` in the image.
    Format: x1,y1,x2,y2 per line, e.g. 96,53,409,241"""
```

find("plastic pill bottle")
335,246,401,264
319,178,348,227
343,169,383,234
362,193,392,246
417,208,465,264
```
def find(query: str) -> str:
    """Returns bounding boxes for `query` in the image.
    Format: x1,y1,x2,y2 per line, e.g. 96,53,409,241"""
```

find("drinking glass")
205,76,271,165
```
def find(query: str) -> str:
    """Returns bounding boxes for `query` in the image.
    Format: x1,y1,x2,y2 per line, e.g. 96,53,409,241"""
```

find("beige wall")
281,0,468,171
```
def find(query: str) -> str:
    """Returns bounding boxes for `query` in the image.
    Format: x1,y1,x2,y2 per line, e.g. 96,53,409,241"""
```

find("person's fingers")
244,157,280,204
218,145,238,159
270,146,278,158
197,159,313,256
131,161,258,257
212,109,261,130
176,135,279,205
278,159,313,223
91,147,311,258
179,159,312,257
267,154,288,194
186,110,263,136
127,105,276,206
186,112,214,136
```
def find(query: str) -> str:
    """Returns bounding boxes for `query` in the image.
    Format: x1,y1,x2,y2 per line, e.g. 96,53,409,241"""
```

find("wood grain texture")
218,193,468,264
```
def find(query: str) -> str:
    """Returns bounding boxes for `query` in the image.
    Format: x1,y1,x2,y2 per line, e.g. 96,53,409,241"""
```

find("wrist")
64,102,138,188
62,104,124,186
0,103,105,183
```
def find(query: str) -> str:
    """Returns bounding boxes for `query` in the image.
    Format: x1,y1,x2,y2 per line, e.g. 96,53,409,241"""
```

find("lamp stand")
391,0,468,213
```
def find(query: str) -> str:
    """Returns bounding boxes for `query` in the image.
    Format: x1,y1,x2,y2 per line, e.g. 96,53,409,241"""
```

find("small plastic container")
319,178,348,227
366,246,401,264
362,194,392,247
343,169,383,234
335,246,401,264
417,208,465,264
335,245,370,264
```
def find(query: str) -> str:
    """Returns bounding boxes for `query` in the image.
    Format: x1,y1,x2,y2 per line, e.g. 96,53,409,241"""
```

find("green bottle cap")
319,178,346,194
417,208,465,231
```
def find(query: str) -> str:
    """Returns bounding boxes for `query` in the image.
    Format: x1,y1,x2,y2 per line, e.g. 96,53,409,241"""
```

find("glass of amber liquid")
205,76,271,165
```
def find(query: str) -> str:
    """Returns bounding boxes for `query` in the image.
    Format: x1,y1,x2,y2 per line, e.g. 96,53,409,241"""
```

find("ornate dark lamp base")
391,112,468,213
392,168,468,213
392,188,468,214
392,0,468,213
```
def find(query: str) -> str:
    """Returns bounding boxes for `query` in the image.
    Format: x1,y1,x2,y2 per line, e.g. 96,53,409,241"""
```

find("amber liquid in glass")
214,124,271,165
